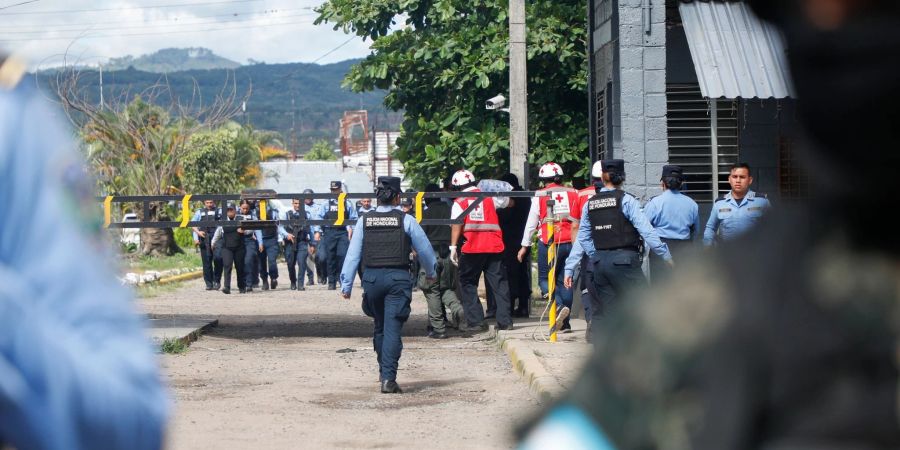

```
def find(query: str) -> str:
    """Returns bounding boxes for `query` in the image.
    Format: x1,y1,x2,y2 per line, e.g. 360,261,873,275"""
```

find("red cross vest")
537,183,578,245
456,188,504,254
572,186,598,221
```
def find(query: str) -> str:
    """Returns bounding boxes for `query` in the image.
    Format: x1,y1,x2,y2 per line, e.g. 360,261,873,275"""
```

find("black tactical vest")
199,208,220,236
587,190,641,251
287,210,308,241
323,200,341,228
260,208,277,239
362,210,411,269
222,220,242,248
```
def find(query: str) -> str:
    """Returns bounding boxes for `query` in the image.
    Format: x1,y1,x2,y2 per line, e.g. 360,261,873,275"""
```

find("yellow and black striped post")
546,213,558,343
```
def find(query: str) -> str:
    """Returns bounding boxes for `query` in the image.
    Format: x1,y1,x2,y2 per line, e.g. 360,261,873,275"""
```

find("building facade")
588,0,803,206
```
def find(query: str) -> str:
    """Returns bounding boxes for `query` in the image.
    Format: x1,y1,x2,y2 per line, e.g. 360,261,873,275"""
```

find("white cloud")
0,0,372,68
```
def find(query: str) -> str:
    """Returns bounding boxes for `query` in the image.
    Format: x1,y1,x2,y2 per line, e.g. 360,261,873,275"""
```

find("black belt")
597,246,640,253
364,265,409,271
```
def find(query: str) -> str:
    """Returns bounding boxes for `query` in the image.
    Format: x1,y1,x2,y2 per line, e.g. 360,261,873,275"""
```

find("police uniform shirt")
703,190,771,246
563,239,585,278
338,205,437,294
643,190,701,241
575,187,672,262
0,72,168,447
192,207,221,241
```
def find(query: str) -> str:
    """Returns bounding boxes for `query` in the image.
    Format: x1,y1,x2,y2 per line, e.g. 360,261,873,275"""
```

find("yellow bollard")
103,196,113,228
259,199,268,220
415,191,425,223
180,194,192,227
334,193,347,226
547,217,558,343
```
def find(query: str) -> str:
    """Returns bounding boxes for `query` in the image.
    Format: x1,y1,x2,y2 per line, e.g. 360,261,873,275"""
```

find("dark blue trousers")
285,240,310,286
324,228,350,287
258,236,280,282
538,241,574,312
199,236,222,287
244,239,259,287
362,268,413,382
589,249,647,326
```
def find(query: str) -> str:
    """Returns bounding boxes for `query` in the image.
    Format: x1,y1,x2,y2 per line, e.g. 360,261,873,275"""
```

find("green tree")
182,130,244,194
58,66,244,255
304,139,339,161
315,0,589,188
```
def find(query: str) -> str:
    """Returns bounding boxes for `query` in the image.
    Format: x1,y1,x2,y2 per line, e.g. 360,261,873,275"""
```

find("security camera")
485,94,507,110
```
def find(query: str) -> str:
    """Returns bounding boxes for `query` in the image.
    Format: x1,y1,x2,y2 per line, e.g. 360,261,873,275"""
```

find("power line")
0,0,39,11
0,0,263,16
0,7,311,30
312,36,357,64
0,11,317,35
0,18,317,42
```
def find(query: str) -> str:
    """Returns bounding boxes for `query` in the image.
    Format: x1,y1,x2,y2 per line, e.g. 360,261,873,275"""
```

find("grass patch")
135,281,184,299
160,337,189,354
130,252,202,273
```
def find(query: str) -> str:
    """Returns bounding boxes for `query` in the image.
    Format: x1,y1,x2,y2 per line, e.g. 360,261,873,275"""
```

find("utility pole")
509,0,528,187
98,64,104,108
290,96,298,159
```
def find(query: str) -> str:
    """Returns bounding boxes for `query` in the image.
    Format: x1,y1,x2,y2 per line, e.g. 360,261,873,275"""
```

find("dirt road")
140,269,540,449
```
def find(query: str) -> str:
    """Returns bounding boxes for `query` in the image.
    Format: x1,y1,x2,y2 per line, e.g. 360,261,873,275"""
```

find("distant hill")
34,58,402,152
104,48,241,73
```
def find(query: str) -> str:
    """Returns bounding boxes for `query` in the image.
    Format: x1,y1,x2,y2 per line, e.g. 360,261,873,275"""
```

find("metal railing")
98,190,552,229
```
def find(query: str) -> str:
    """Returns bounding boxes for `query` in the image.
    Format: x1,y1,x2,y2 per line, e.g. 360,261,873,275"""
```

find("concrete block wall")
615,0,668,201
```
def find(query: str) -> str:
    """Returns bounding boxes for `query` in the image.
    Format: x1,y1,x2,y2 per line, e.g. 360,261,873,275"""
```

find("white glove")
449,245,459,266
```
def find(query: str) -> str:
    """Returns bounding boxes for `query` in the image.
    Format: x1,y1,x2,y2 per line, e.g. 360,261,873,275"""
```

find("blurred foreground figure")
0,55,169,449
521,1,900,448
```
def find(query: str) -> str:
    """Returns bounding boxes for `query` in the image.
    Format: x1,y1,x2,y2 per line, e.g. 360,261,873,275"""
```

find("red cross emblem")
554,193,566,203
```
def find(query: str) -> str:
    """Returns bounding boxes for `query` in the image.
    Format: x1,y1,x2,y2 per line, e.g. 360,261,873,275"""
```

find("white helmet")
591,161,604,178
539,162,564,179
451,169,477,187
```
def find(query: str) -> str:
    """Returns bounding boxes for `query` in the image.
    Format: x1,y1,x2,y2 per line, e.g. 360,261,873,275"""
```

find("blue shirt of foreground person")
0,55,168,450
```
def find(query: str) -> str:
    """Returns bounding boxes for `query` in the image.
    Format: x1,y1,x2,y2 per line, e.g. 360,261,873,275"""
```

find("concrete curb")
177,319,218,346
150,318,219,350
490,325,563,404
157,270,204,285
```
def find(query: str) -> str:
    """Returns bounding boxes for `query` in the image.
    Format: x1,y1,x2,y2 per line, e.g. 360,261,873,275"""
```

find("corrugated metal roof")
679,0,796,99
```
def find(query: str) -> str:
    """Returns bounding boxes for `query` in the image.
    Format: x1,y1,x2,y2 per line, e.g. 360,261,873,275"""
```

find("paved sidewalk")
492,317,593,403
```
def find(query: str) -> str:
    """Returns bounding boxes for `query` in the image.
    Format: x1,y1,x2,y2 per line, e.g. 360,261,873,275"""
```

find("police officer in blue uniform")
565,160,672,330
0,52,168,448
704,162,771,246
340,176,436,394
238,200,263,292
284,198,320,291
322,180,358,290
192,199,224,290
256,201,283,290
643,164,700,283
211,203,249,294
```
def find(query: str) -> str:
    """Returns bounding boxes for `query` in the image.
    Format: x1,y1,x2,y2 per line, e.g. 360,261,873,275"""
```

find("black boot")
381,380,402,394
213,282,221,290
290,282,297,290
222,287,231,294
270,279,277,290
261,280,270,291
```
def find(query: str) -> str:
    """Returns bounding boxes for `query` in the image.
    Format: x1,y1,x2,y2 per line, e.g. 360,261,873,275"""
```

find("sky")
0,0,373,69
